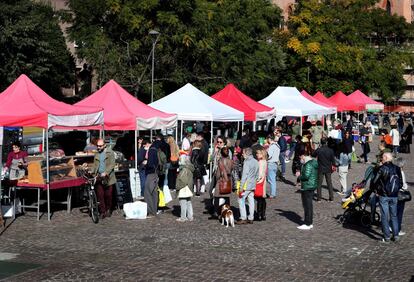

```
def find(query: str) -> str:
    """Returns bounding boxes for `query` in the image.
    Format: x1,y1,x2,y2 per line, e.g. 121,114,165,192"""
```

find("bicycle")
81,172,100,224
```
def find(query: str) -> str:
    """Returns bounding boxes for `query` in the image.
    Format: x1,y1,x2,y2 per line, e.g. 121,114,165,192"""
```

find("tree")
0,0,75,99
282,0,414,103
65,0,286,102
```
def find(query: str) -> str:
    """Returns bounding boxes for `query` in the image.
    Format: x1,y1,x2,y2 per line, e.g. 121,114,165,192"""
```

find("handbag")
398,189,412,202
218,160,232,194
178,185,193,198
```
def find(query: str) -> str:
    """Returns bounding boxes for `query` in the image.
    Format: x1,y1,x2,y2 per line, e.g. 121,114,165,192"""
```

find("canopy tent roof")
328,91,365,112
259,86,336,117
75,80,177,130
211,83,274,121
301,90,337,111
0,74,103,128
150,83,244,122
313,91,337,108
348,90,384,111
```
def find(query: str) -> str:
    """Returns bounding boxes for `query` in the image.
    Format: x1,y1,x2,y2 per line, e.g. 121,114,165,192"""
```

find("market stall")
259,86,336,133
348,90,384,112
75,79,177,199
0,74,104,220
150,83,244,146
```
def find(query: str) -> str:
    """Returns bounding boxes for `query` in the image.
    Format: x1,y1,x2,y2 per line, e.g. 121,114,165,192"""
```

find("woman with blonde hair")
167,135,180,190
255,148,268,221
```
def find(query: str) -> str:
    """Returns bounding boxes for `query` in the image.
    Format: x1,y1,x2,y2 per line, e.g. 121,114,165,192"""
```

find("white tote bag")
163,185,173,204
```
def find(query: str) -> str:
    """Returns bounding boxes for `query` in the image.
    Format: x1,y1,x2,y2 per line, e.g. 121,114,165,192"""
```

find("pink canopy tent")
348,90,384,111
301,90,337,111
75,80,177,130
0,74,103,128
329,91,364,112
212,83,274,121
313,91,337,108
0,74,104,221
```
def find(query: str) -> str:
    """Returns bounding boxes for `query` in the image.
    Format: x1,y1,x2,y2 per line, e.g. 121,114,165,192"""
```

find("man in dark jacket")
373,152,402,243
313,137,336,201
298,153,318,230
144,140,160,216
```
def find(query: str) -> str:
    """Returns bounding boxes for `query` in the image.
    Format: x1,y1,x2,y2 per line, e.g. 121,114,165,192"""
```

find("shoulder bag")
218,160,232,194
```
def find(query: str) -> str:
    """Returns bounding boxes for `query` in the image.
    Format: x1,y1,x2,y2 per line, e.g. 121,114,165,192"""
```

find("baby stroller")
338,166,379,227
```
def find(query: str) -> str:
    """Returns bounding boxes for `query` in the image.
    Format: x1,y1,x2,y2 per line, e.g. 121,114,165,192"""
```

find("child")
175,155,195,222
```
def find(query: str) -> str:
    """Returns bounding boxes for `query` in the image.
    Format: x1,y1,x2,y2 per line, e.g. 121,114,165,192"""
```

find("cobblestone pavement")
1,139,413,281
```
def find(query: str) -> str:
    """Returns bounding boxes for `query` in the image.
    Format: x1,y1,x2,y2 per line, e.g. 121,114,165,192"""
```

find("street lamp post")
149,30,160,103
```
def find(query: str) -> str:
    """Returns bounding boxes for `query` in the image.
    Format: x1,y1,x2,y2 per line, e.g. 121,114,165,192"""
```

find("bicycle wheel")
89,190,99,224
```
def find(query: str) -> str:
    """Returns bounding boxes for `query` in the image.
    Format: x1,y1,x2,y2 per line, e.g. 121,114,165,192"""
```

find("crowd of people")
1,112,412,243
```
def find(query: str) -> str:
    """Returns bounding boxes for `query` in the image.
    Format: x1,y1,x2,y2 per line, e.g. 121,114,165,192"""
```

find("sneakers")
297,224,313,230
176,218,187,222
380,238,390,244
336,191,345,196
285,158,291,163
398,231,406,236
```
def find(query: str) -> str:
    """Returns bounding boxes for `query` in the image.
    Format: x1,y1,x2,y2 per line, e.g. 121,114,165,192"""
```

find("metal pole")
134,129,138,172
151,43,155,104
175,123,178,144
180,120,184,143
300,116,303,136
46,128,50,221
209,121,213,182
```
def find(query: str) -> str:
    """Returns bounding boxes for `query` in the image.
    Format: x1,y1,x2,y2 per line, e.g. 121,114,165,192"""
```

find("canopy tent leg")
46,128,50,221
180,120,184,143
253,121,256,132
175,124,178,144
134,130,138,172
237,121,240,134
300,116,303,136
42,129,45,153
150,130,153,142
0,132,2,217
209,121,213,182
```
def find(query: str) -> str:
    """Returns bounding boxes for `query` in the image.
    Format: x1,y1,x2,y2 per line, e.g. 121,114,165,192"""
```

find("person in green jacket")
297,153,318,230
176,155,195,222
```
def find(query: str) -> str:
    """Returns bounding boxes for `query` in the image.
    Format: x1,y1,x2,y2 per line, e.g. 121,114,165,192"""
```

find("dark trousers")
317,171,333,201
167,168,177,190
255,197,267,220
360,142,370,162
144,173,159,216
95,181,113,214
301,190,314,225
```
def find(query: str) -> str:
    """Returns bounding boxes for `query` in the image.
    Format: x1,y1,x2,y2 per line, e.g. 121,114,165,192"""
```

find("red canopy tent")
348,90,384,111
211,83,274,121
301,90,337,111
75,80,176,130
313,91,337,108
0,74,104,221
0,74,103,128
329,91,364,112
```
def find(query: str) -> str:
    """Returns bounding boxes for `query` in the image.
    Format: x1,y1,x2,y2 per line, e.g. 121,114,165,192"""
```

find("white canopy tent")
260,86,337,117
150,83,244,122
260,86,337,133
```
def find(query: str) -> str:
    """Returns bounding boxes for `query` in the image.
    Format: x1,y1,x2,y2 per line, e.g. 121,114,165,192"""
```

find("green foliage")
0,0,74,99
283,0,414,104
65,0,286,101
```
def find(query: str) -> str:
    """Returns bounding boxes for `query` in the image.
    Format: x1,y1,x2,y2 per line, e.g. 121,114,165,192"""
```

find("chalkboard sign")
115,176,133,208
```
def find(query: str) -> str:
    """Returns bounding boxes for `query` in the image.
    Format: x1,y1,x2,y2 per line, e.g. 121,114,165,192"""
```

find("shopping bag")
178,185,193,198
351,151,358,162
163,185,172,204
158,188,166,207
123,201,147,219
203,170,210,185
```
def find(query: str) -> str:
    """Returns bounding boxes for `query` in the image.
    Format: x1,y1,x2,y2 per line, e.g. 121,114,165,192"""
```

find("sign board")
115,176,133,208
129,168,141,200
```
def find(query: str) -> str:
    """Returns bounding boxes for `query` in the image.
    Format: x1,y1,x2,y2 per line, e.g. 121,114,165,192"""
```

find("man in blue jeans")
266,134,280,198
373,152,402,243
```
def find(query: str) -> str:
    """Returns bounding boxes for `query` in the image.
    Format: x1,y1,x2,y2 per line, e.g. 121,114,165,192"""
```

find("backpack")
384,164,402,196
157,149,167,175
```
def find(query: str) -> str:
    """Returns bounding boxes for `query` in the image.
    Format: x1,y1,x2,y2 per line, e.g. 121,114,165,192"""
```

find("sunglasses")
217,141,223,144
97,144,105,148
